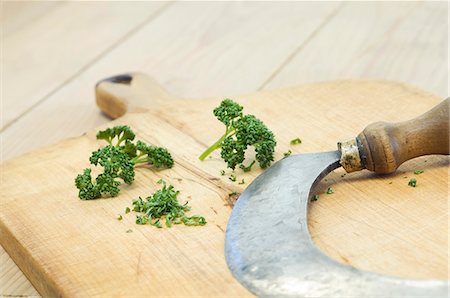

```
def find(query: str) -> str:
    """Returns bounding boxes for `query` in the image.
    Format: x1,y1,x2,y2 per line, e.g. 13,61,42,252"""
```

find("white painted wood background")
1,1,448,296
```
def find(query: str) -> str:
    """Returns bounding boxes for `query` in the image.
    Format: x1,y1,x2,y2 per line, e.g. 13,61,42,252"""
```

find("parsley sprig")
198,99,276,170
75,125,173,200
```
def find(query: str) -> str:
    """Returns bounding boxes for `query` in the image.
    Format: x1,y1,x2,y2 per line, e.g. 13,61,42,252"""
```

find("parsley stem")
198,128,236,161
199,137,224,161
117,133,126,147
133,158,147,164
131,152,146,164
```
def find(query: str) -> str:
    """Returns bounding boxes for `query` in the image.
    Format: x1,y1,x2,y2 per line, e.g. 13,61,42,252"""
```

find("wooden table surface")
1,1,448,296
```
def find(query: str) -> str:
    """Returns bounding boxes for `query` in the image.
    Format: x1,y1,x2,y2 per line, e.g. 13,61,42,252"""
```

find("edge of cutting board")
1,78,448,297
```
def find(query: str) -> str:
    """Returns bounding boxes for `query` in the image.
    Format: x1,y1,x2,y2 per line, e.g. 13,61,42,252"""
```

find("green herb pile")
132,179,206,228
198,99,276,170
75,125,174,200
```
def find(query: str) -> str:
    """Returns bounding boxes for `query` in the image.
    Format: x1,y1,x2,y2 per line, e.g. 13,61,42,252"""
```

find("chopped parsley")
326,187,334,194
311,194,319,202
125,207,131,214
229,173,237,182
283,150,292,157
414,170,424,175
117,214,123,221
228,191,238,197
132,179,206,228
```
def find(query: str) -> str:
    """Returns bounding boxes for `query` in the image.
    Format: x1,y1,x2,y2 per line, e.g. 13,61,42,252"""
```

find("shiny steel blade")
225,151,448,297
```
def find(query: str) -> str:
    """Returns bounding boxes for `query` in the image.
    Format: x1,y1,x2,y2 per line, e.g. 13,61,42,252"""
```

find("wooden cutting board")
1,74,448,297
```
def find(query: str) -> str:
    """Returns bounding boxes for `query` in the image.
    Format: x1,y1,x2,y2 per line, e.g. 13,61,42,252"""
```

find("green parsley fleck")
283,150,292,157
125,207,131,214
228,191,238,197
311,194,319,202
326,187,334,194
220,170,225,176
229,173,237,182
238,179,245,185
414,170,424,175
136,215,148,225
182,215,207,226
408,178,417,187
126,229,133,233
290,138,302,145
152,219,162,229
117,214,123,220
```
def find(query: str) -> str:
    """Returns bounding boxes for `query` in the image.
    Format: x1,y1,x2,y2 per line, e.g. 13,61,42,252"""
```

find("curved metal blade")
225,151,448,297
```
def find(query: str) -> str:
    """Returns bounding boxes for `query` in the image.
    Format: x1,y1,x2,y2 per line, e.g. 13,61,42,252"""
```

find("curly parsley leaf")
75,126,173,200
199,99,276,170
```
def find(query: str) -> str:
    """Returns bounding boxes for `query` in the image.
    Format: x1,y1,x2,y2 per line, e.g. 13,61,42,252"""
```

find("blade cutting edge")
225,151,448,297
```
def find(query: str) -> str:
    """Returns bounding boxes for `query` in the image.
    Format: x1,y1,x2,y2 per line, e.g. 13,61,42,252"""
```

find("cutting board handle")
357,98,449,174
95,73,177,119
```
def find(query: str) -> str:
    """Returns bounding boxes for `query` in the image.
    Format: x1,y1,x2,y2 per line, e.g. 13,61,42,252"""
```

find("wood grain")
0,2,339,162
1,1,62,37
1,2,448,296
0,249,39,296
264,1,449,97
1,1,168,130
0,79,448,297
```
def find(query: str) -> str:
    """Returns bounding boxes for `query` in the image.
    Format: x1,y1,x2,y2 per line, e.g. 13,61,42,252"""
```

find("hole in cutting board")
307,155,449,280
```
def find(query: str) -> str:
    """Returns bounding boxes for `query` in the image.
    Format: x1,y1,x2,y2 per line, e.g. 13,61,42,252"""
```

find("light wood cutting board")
1,73,448,297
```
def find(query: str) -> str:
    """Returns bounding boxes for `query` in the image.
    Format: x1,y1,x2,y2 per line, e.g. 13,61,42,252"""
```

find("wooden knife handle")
95,73,176,119
349,98,449,174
